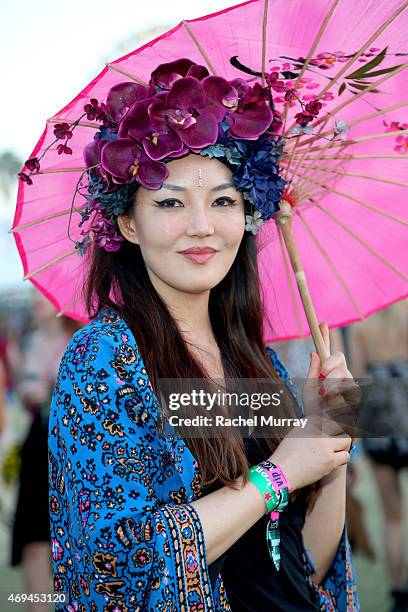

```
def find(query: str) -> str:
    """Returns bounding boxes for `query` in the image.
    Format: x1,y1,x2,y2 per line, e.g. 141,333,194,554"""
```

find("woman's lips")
178,248,218,265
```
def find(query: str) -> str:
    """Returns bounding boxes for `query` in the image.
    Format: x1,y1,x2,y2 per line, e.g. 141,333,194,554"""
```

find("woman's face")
118,154,246,295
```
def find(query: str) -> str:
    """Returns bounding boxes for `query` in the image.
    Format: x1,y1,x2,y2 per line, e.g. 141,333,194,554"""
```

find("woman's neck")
149,273,215,347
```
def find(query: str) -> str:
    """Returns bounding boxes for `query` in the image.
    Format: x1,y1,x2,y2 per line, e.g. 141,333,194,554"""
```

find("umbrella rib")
310,199,408,282
296,210,364,319
34,167,87,174
292,129,408,155
106,63,149,86
10,206,87,234
181,21,217,75
47,119,99,130
23,248,79,281
56,295,82,318
261,0,269,85
324,169,408,188
288,102,408,150
293,157,347,195
282,0,340,128
292,173,408,228
277,226,304,337
291,154,408,161
285,0,408,129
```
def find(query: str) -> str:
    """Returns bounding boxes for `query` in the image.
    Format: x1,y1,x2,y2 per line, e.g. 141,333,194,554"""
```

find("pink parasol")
11,0,408,348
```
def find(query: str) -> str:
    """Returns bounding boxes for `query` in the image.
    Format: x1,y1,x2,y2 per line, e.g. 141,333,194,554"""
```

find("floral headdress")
19,57,333,252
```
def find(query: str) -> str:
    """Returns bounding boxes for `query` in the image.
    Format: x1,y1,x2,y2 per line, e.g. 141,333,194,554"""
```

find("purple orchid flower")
119,96,186,160
223,78,274,140
105,82,152,123
100,137,168,189
227,98,273,140
150,58,209,90
88,217,124,252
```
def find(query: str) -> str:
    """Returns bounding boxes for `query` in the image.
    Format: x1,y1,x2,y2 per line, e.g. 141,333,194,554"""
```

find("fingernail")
319,372,326,382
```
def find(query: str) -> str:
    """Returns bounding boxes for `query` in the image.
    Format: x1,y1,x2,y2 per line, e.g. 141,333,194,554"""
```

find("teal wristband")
248,465,279,513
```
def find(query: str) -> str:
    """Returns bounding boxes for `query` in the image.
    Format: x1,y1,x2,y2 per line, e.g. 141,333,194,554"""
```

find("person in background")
0,359,5,435
10,291,82,612
349,299,408,612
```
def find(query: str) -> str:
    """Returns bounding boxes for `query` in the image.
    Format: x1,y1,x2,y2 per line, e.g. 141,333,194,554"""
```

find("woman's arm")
301,464,347,585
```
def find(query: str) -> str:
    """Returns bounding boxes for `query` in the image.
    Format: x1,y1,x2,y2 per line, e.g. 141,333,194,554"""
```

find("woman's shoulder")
65,306,132,352
59,306,141,376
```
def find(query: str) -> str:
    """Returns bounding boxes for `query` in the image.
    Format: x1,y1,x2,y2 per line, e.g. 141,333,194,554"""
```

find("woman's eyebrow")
160,182,236,192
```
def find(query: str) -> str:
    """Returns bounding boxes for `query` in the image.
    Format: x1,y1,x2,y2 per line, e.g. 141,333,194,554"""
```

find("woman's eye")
153,199,183,208
213,197,237,207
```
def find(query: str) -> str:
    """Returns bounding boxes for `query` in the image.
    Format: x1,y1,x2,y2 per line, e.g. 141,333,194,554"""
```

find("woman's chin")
168,273,228,294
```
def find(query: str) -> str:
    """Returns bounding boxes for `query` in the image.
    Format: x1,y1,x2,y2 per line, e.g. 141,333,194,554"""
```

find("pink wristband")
259,460,292,493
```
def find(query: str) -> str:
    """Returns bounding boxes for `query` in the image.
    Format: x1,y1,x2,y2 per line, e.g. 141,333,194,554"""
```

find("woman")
48,58,359,611
349,301,408,612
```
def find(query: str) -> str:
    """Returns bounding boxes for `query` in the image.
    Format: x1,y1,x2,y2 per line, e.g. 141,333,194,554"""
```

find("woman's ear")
117,213,139,245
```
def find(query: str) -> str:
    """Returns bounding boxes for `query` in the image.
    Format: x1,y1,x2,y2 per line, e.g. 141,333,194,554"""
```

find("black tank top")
206,436,320,611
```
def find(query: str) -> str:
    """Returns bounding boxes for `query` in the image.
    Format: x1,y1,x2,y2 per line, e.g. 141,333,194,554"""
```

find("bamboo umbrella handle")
275,200,330,362
275,201,350,416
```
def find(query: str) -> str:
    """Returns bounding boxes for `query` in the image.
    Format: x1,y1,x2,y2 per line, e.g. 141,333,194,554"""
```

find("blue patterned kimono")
48,307,359,611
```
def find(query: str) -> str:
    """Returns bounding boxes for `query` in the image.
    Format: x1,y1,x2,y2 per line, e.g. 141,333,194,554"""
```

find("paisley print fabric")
49,307,358,610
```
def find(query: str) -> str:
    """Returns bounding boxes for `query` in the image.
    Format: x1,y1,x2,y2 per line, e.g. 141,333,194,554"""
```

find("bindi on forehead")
197,168,204,188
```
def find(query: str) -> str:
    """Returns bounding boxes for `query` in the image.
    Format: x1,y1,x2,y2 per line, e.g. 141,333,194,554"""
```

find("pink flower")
394,135,408,154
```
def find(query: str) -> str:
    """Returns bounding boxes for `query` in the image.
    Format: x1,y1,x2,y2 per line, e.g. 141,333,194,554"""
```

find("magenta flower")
266,71,285,93
25,157,41,172
150,58,209,90
18,172,33,185
53,122,73,140
120,96,186,160
161,76,220,147
57,144,73,155
295,100,322,126
100,138,168,189
305,100,322,116
88,217,124,252
226,81,273,140
106,82,151,123
120,76,225,156
84,98,110,123
394,134,408,154
270,109,283,134
83,139,115,190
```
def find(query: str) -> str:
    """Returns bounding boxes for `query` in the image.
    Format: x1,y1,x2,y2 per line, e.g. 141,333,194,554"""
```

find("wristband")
257,460,291,572
248,466,279,513
258,460,292,493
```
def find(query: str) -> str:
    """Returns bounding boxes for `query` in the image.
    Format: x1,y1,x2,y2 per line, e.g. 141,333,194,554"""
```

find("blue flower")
87,174,138,218
232,139,287,220
201,134,286,221
95,126,118,142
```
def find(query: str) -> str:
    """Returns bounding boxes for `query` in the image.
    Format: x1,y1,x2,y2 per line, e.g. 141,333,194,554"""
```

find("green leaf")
349,84,381,94
345,47,388,80
353,64,404,80
338,82,346,96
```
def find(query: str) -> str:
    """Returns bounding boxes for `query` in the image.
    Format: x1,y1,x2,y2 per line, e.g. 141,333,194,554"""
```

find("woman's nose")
186,204,215,237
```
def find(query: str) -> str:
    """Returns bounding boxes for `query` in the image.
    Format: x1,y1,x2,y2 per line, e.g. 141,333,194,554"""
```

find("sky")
0,0,239,288
1,0,238,159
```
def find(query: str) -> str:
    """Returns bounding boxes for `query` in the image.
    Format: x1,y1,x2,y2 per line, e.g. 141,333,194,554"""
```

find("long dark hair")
84,179,319,507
